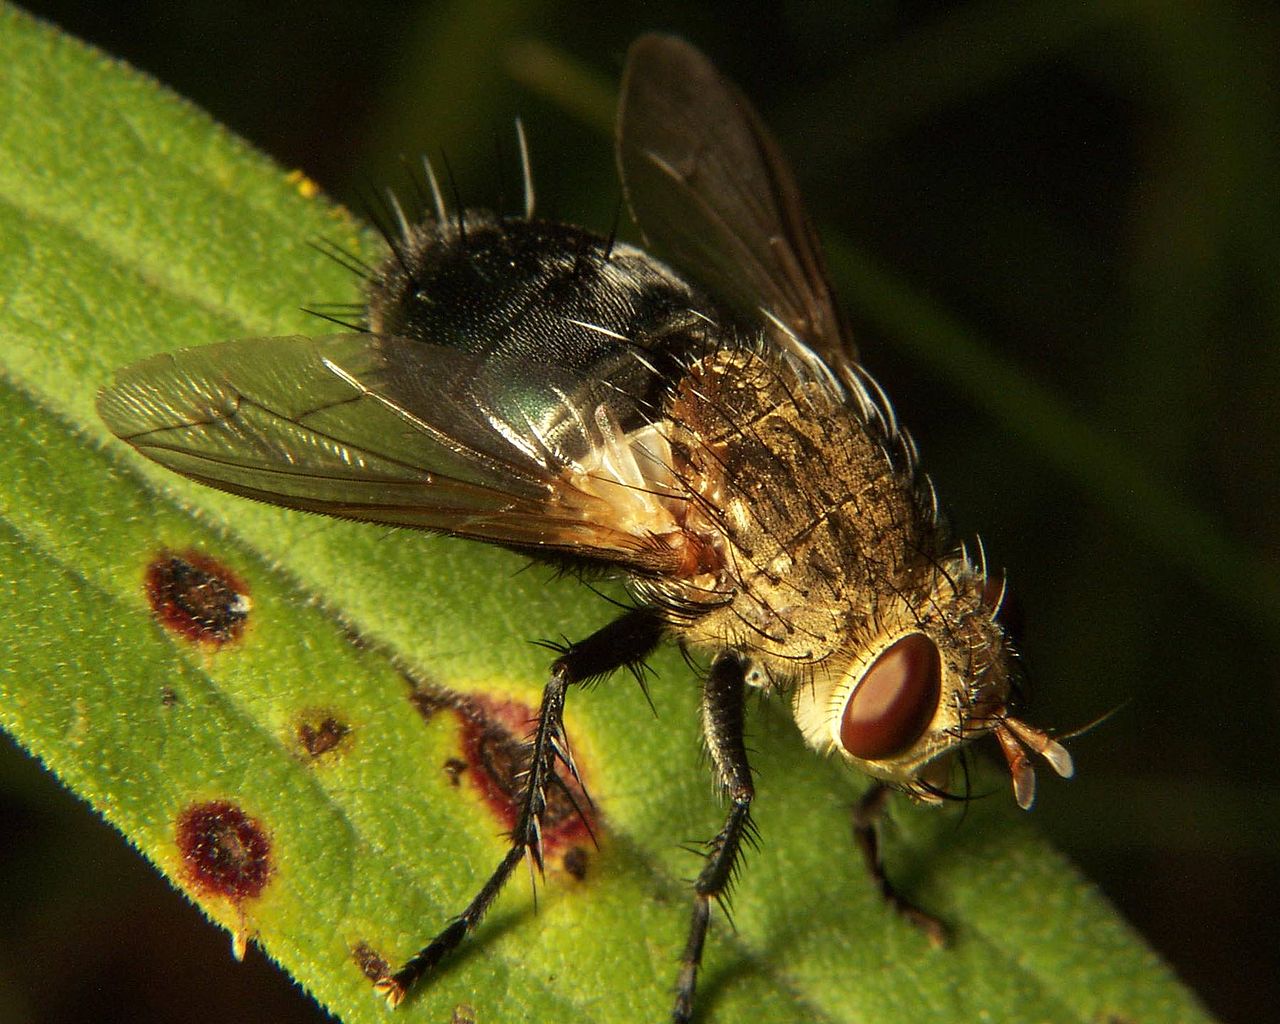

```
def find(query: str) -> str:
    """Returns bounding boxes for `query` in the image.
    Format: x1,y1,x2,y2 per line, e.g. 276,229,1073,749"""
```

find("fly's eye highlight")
839,633,942,760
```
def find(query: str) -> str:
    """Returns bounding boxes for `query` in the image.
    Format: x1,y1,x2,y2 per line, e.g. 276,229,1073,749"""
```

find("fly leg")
853,782,948,947
375,607,666,1007
672,652,755,1024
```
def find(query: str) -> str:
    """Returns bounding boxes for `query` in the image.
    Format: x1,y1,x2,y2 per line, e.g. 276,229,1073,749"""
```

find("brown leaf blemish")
460,695,595,854
408,678,600,857
146,550,251,647
175,800,272,961
562,845,589,881
407,679,447,723
351,941,391,983
176,800,272,904
295,709,352,759
442,757,467,786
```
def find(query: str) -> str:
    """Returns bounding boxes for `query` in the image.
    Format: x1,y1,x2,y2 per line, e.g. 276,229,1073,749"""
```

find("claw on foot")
374,975,407,1009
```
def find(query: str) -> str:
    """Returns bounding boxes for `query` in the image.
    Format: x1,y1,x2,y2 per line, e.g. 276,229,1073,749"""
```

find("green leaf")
0,6,1215,1023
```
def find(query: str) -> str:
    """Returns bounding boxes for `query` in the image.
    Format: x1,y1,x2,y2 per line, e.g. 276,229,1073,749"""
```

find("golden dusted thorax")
629,345,1056,800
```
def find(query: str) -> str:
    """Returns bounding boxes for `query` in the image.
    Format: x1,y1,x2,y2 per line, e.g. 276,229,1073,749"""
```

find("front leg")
853,782,947,948
672,651,755,1024
375,607,665,1007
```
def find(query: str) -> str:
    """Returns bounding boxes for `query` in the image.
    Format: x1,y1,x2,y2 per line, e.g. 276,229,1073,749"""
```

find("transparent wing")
97,334,680,570
617,33,856,367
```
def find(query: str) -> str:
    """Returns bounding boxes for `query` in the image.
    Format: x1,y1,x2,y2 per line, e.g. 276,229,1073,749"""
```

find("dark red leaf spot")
160,686,180,707
442,757,467,786
562,845,589,881
176,801,272,904
295,710,352,759
451,1005,478,1024
146,550,250,647
407,679,599,854
351,941,390,983
455,694,596,854
407,679,447,723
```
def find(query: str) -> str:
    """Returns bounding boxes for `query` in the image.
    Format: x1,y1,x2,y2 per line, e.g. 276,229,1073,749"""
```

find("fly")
97,33,1073,1023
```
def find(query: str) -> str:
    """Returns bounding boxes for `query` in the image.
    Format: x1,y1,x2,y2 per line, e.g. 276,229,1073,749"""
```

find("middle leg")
376,606,666,1006
853,782,947,947
672,651,755,1024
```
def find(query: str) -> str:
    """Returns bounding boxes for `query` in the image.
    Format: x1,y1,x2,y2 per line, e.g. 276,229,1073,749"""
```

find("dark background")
2,2,1277,1022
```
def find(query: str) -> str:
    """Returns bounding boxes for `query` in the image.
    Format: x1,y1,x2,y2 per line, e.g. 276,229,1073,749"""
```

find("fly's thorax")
790,555,1015,800
627,343,1068,806
641,344,936,672
365,212,707,391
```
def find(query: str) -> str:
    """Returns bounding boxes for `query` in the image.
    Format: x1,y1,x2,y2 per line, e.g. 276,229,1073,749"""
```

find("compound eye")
839,633,942,760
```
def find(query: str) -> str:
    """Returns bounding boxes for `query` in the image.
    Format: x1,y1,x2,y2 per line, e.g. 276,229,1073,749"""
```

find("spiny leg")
853,782,947,948
375,607,665,1007
673,652,755,1024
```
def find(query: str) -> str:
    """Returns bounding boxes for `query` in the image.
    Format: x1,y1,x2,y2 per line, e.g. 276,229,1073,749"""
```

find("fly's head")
792,553,1072,810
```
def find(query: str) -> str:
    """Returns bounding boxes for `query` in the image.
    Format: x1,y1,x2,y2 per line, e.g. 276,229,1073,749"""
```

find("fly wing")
97,334,682,571
617,33,856,367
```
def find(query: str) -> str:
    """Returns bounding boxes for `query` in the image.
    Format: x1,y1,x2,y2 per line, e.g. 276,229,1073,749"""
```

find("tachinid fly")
97,33,1072,1023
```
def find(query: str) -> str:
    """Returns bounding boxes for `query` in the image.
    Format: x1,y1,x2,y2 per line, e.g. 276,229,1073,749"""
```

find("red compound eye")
840,633,941,760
